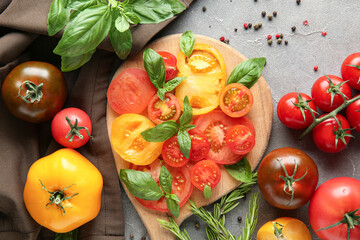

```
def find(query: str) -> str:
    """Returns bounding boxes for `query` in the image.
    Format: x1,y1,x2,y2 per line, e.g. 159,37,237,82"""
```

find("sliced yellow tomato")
110,114,163,165
176,43,227,115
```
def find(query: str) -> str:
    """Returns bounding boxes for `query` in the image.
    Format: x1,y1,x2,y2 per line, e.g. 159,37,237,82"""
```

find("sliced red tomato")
190,160,221,190
129,159,163,182
225,125,255,155
158,51,177,82
219,83,254,118
147,93,181,125
162,136,190,167
193,110,255,165
136,164,193,212
107,68,156,115
189,129,210,162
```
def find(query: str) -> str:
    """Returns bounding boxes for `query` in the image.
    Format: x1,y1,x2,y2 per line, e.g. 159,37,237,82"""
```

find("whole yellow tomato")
257,217,312,240
23,148,103,233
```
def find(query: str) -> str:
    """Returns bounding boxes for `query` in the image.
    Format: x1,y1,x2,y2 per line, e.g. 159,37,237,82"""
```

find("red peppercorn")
244,23,249,29
303,20,309,26
314,66,318,71
220,36,225,41
267,35,272,40
322,31,327,36
276,34,280,39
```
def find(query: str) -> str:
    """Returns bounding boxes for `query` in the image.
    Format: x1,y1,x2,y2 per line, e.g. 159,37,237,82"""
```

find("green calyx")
277,159,308,205
65,117,92,142
39,180,79,215
273,222,286,240
332,116,354,149
325,75,349,107
318,208,360,240
293,92,317,122
17,80,44,103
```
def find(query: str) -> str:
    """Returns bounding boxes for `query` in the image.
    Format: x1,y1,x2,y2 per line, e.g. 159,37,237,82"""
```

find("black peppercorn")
273,11,277,17
141,237,146,240
261,11,266,17
291,26,296,32
296,0,301,5
130,233,134,239
267,15,273,21
195,221,200,229
280,33,284,39
248,23,252,28
285,40,289,45
234,28,238,32
237,216,242,223
277,39,282,44
202,6,207,12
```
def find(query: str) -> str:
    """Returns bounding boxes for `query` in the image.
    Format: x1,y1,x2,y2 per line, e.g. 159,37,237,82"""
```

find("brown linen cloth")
0,0,193,239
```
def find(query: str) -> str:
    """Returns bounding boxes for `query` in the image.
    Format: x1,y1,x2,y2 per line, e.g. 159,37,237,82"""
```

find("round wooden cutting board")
106,34,273,240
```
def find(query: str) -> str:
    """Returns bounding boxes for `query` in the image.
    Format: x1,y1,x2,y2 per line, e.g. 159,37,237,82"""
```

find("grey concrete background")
120,0,360,239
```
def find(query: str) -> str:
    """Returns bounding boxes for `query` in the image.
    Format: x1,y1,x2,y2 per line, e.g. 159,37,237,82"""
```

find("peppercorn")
268,39,273,45
195,221,200,229
267,14,273,21
267,35,272,40
314,66,319,71
202,6,207,12
276,34,280,39
141,237,146,240
258,22,262,28
296,0,301,5
225,39,230,44
273,11,277,17
277,38,282,44
280,33,284,39
237,216,242,223
291,26,296,32
244,23,249,29
285,40,288,45
234,28,238,32
220,36,225,42
322,31,327,36
254,24,259,30
248,23,252,28
130,233,134,239
261,11,266,17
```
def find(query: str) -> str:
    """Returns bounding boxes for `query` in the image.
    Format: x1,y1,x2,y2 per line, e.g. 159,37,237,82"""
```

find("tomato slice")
162,136,190,167
136,164,193,212
219,83,253,118
129,159,163,182
107,68,156,115
189,129,210,162
147,93,181,125
190,160,221,190
158,51,177,82
193,110,255,165
225,125,255,155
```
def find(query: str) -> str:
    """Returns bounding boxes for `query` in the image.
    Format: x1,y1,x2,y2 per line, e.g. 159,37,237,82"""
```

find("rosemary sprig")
157,218,191,240
238,193,260,240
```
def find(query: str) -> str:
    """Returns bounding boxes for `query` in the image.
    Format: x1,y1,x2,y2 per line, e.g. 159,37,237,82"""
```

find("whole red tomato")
309,177,360,240
346,95,360,132
51,108,92,148
311,75,352,112
257,147,318,209
312,114,352,153
341,52,360,90
277,92,317,129
2,61,67,123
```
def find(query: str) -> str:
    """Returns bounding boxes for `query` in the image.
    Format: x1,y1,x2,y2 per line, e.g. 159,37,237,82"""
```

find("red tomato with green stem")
51,108,92,149
341,52,360,90
311,75,352,112
312,114,352,153
346,95,360,132
147,93,181,125
309,177,360,240
158,51,177,82
277,92,317,129
190,160,221,191
257,147,318,209
225,125,255,155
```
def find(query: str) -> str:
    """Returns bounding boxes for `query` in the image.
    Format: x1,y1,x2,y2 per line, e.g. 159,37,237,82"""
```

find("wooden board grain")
106,34,273,240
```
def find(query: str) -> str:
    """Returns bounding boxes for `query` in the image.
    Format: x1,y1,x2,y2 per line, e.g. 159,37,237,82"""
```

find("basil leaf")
203,184,212,199
180,31,195,58
68,0,97,11
61,49,96,72
124,11,141,24
47,0,70,36
168,0,186,14
179,96,192,126
120,169,163,200
157,77,186,100
55,229,78,240
166,196,180,218
177,129,191,159
182,124,196,131
227,57,266,88
54,5,111,57
159,166,172,194
224,157,253,183
109,9,132,60
141,121,178,142
115,14,130,32
143,48,166,89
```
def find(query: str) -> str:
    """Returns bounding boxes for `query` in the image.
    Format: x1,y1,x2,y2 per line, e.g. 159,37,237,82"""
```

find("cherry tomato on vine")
147,93,181,125
312,114,352,153
190,160,221,191
311,75,352,112
277,92,317,129
257,147,318,209
346,95,360,132
2,61,67,123
225,125,255,155
341,52,360,90
309,177,360,240
158,51,177,82
219,83,253,118
162,136,190,167
51,108,92,149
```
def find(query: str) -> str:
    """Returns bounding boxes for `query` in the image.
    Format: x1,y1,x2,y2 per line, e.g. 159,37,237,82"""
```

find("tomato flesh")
219,83,253,118
148,93,181,125
162,136,190,167
190,160,221,190
225,125,255,155
189,129,210,162
158,51,177,82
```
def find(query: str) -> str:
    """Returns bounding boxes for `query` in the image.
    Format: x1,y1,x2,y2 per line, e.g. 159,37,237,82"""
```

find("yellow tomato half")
110,114,163,165
176,43,227,115
257,217,312,240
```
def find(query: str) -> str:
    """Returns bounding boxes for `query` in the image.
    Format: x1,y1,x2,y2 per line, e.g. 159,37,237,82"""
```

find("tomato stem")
65,116,92,142
273,222,286,240
17,80,43,103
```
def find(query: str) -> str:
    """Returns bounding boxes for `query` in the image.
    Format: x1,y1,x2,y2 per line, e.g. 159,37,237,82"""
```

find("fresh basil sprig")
224,157,253,183
141,96,195,158
120,166,180,217
180,30,195,58
227,57,266,88
47,0,186,71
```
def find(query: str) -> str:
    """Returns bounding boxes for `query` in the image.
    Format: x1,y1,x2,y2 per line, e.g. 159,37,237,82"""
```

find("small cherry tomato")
341,52,360,90
51,108,92,149
158,51,177,82
189,129,210,162
312,114,352,153
190,160,221,191
277,92,317,129
225,125,255,155
147,93,181,125
346,95,360,132
257,147,318,209
219,83,253,118
162,136,190,168
311,75,352,112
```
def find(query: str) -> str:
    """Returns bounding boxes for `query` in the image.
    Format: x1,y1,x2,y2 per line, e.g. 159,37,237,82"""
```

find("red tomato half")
129,159,163,182
346,95,360,132
158,51,177,82
219,83,253,118
341,52,360,90
193,110,255,165
162,136,190,167
189,129,210,162
190,160,221,191
311,75,352,112
225,125,255,155
147,93,181,125
312,114,351,153
107,68,156,115
309,177,360,240
136,164,193,212
51,108,92,148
